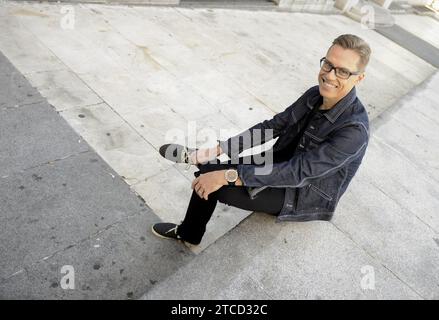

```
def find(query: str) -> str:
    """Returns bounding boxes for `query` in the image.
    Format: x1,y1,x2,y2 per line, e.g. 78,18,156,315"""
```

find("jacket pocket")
303,131,324,150
295,183,335,212
246,186,268,200
310,184,333,201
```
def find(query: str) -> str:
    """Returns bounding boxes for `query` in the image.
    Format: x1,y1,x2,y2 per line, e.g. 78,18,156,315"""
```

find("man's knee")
215,185,247,207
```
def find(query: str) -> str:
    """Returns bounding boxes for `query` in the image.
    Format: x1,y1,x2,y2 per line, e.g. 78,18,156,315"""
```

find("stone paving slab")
333,174,439,299
59,102,171,185
25,69,103,112
0,151,140,279
0,100,89,177
394,14,439,49
0,14,66,74
0,57,44,108
375,25,439,68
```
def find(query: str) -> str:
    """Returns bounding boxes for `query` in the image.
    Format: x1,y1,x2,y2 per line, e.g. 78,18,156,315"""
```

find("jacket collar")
306,86,357,123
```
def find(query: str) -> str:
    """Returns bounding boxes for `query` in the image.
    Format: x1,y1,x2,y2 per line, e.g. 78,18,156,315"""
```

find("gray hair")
332,34,371,70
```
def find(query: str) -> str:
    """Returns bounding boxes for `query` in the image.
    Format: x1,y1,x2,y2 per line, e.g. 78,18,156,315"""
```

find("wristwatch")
225,169,239,186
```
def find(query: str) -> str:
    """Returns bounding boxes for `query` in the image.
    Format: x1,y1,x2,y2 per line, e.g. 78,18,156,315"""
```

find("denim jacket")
219,85,369,222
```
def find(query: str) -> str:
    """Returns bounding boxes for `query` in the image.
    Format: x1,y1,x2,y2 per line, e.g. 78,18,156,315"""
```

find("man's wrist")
218,170,228,186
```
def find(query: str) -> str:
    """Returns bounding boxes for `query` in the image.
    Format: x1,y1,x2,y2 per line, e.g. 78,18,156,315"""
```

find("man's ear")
355,72,365,85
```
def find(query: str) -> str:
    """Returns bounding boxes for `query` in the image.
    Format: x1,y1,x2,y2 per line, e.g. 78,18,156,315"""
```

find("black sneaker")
151,222,181,240
159,144,197,165
151,223,199,247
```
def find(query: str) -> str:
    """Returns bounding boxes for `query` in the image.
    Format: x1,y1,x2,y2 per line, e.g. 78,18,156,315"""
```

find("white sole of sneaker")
151,225,200,248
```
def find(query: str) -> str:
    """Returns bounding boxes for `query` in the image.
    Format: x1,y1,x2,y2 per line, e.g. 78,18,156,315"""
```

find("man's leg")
177,186,285,244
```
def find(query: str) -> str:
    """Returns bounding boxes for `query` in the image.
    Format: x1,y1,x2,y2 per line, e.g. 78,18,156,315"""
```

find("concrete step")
18,0,278,8
21,0,180,6
178,0,279,10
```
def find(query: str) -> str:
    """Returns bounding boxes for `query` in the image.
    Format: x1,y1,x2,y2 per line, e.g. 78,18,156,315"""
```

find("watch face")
226,169,238,182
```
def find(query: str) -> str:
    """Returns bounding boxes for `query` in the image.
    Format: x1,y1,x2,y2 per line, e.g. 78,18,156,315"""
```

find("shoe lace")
165,226,181,239
181,147,194,171
165,226,177,234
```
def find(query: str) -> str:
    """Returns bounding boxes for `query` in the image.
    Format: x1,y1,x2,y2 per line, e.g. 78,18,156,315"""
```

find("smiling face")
318,44,365,108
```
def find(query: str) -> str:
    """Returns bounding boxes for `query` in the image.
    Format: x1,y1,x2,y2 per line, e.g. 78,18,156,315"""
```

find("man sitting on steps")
152,34,371,247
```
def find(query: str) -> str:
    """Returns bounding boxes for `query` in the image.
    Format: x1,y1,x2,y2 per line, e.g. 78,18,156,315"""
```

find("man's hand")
191,171,227,200
192,170,243,200
189,145,222,165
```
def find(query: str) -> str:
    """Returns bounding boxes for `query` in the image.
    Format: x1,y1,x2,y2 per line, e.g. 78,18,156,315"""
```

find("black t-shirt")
273,105,328,163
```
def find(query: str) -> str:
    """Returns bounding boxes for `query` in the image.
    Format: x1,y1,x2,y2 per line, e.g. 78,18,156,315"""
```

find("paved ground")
375,23,439,67
0,1,438,299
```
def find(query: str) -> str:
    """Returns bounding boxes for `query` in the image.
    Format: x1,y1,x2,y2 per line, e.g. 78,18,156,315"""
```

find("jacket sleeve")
218,88,313,159
236,122,369,188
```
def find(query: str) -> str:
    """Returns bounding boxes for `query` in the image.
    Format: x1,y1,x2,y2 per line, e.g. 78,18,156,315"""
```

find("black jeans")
177,154,286,245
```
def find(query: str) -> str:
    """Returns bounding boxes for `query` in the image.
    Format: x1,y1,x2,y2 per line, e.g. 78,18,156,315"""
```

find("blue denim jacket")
219,85,369,222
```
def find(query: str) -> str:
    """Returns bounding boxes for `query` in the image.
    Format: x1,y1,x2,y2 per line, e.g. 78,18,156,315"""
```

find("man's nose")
326,68,337,80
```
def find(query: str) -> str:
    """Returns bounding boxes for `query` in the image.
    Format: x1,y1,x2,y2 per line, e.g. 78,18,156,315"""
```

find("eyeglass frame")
319,57,362,79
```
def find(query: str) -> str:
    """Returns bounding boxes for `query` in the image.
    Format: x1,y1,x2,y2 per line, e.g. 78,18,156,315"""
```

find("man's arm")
218,88,313,160
191,103,296,164
236,123,369,188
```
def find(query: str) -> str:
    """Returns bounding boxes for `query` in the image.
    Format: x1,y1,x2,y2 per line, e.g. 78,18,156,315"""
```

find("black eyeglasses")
320,57,361,79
